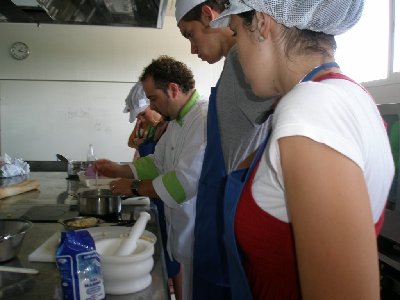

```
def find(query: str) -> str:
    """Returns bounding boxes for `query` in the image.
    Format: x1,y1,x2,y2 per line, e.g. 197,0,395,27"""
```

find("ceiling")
0,0,176,28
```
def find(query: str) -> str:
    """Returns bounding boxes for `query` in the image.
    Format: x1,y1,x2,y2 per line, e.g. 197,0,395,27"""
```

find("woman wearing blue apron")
222,64,391,299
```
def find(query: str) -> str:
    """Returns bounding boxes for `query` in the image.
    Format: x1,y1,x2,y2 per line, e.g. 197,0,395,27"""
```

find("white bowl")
95,237,154,295
77,171,86,183
85,178,114,188
77,171,115,188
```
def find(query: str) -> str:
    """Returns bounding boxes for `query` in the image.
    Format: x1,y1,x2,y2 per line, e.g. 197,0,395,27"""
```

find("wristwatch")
131,179,141,196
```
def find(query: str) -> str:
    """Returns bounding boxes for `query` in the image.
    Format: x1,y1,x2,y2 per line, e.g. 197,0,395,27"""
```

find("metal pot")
56,154,90,177
0,219,32,262
78,189,121,217
68,160,90,177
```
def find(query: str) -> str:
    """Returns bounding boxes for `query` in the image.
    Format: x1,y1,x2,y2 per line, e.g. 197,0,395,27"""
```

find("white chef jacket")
129,90,208,263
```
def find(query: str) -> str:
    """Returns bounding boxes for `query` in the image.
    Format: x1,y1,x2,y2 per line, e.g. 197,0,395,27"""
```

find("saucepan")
78,189,121,217
56,154,90,177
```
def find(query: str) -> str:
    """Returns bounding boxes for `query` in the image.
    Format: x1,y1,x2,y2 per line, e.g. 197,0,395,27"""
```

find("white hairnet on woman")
210,1,394,300
212,0,364,35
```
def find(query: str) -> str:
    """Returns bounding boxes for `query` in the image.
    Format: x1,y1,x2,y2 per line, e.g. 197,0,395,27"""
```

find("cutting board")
28,232,60,262
122,197,150,205
28,227,157,263
0,179,40,199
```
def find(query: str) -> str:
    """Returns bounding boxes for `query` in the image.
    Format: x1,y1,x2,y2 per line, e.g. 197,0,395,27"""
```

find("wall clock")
10,42,30,60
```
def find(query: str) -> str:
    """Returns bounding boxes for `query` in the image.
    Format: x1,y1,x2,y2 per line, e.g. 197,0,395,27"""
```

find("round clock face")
10,42,30,60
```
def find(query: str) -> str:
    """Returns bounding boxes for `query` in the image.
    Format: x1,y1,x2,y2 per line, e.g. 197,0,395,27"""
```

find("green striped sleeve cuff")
132,156,160,180
162,171,186,204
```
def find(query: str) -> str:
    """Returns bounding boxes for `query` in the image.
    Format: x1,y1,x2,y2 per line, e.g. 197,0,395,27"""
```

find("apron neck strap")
301,62,340,83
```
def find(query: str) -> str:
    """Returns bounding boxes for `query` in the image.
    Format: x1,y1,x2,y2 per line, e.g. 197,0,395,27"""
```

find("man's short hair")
139,55,195,94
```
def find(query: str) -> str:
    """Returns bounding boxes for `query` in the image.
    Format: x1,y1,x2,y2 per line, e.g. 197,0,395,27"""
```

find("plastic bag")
0,153,30,178
56,230,105,300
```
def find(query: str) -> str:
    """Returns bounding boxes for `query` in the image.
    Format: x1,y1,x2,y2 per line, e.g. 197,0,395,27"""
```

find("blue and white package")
56,230,105,300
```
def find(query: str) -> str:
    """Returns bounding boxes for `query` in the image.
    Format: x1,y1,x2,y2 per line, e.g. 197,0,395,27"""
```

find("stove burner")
22,205,78,222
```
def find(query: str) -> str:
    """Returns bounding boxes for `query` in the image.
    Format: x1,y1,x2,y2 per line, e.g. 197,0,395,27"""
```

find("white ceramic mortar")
95,237,154,295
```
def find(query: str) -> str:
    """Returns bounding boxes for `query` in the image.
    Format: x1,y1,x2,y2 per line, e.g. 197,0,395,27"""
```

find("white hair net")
212,0,364,35
123,82,149,123
175,0,206,23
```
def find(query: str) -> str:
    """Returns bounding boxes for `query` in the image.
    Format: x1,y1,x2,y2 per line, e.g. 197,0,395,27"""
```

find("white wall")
0,17,399,162
0,17,224,162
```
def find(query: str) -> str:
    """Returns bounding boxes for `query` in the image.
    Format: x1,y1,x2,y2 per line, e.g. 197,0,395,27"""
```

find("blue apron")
193,86,231,299
138,140,156,156
224,132,270,300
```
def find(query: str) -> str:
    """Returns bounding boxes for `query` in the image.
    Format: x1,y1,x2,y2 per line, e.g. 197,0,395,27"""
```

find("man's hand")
110,178,134,196
94,159,133,178
94,159,121,177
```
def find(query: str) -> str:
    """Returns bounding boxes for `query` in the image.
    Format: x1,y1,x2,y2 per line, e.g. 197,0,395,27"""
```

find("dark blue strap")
301,62,340,82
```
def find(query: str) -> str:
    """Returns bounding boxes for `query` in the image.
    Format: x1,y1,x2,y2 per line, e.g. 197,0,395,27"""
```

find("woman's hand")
129,136,145,149
128,136,137,149
128,120,143,149
110,178,134,196
134,137,145,146
128,131,138,149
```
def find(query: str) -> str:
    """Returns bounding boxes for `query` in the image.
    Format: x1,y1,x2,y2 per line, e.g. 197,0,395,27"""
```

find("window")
335,0,397,83
394,0,400,73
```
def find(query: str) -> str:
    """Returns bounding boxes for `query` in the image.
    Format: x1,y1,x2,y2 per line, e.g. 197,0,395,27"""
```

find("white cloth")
252,79,394,223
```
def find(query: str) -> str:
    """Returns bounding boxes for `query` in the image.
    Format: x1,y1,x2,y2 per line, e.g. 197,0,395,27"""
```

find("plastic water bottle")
87,144,96,162
85,144,96,177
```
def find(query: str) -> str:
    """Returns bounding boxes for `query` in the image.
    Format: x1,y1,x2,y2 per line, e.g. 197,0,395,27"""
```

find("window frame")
362,0,399,88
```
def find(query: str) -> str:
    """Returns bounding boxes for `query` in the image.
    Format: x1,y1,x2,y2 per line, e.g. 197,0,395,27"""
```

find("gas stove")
21,205,79,222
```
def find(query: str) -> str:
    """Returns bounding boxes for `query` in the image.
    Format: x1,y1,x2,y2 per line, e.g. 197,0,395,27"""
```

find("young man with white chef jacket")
95,55,207,300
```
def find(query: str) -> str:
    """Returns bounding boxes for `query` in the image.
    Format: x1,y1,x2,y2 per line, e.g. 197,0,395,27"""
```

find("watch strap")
131,179,141,196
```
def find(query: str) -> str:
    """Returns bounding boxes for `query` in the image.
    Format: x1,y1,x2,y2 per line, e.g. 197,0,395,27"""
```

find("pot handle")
56,154,69,162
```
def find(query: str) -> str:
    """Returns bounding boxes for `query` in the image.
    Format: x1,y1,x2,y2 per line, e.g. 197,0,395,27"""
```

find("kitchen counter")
0,172,170,299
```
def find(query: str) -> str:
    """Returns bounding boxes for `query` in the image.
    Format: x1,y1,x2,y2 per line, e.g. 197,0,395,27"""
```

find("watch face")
131,179,140,190
10,42,30,60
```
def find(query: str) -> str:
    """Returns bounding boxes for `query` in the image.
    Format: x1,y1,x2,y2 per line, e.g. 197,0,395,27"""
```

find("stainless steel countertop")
0,172,170,299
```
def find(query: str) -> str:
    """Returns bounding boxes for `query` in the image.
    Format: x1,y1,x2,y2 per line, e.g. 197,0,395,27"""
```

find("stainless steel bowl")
0,219,33,262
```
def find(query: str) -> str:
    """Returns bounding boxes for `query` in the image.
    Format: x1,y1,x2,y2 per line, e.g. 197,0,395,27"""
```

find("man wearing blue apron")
175,1,275,298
